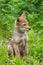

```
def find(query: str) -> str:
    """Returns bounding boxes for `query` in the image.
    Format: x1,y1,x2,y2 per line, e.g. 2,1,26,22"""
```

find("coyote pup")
8,12,31,57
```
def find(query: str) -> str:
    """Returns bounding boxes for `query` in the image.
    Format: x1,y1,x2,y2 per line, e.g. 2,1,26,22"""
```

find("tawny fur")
8,12,30,58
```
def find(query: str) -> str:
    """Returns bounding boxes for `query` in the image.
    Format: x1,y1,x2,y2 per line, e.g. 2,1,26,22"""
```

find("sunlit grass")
0,30,43,65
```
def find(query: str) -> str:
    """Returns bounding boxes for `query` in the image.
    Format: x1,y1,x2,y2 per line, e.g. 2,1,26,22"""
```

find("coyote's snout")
8,12,31,58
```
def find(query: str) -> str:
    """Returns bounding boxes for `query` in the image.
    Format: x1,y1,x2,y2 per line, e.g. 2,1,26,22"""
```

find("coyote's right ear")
17,18,20,22
21,11,26,18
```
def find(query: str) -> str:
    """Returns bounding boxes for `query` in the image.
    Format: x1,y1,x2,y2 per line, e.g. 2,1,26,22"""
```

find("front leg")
13,43,20,58
25,43,29,55
8,44,13,57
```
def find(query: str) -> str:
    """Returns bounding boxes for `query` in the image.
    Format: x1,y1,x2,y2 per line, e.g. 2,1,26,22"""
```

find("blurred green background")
0,0,43,65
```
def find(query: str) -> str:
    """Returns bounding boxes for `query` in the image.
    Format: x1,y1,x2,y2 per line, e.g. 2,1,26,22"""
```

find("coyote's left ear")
21,11,26,18
17,18,20,22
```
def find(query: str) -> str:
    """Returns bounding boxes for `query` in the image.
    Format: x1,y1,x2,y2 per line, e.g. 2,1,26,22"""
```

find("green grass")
0,30,43,65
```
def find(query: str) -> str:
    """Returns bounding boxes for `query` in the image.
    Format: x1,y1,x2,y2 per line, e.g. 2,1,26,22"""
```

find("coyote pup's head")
15,12,31,32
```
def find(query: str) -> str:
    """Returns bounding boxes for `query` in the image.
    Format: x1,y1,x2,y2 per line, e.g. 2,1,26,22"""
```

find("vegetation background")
0,0,43,65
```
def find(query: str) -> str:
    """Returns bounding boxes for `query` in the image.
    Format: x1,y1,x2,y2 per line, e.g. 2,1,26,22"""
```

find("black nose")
29,28,31,30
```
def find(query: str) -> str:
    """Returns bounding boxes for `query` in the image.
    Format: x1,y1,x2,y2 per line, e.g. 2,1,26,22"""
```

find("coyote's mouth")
19,27,31,32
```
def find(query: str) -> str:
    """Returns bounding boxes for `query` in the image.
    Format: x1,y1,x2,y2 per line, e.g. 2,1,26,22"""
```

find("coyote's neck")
15,28,26,36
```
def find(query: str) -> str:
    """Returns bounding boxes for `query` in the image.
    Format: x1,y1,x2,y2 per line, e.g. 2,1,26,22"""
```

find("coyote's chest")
12,32,27,45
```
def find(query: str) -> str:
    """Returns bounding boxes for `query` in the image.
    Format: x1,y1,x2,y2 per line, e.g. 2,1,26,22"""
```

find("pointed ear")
21,11,26,18
17,18,20,22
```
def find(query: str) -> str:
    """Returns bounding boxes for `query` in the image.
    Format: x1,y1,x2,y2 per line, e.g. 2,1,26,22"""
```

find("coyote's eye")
23,23,26,26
